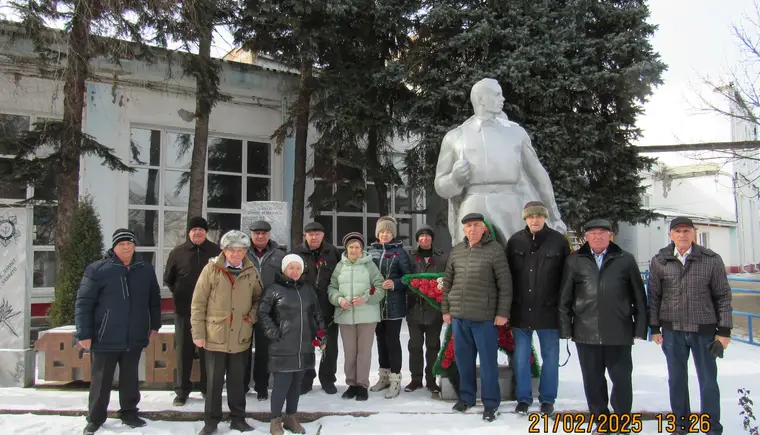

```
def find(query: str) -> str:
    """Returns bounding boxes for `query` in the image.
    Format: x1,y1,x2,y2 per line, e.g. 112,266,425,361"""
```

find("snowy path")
2,323,759,433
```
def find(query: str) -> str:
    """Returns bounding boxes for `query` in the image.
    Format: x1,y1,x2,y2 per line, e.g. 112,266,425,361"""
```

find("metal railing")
640,271,760,346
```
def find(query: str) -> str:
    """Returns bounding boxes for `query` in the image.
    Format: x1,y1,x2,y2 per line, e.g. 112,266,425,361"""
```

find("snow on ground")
0,412,699,434
2,323,759,433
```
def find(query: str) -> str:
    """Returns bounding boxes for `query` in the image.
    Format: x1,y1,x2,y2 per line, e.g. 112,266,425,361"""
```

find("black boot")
173,394,187,406
82,422,101,435
404,380,423,392
355,386,369,401
341,385,357,399
452,400,474,413
198,422,218,435
322,384,338,395
121,414,147,428
229,418,254,432
482,407,499,422
515,402,530,415
540,402,554,416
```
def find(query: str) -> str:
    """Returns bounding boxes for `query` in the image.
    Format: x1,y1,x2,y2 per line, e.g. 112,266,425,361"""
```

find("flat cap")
582,218,612,232
304,221,325,232
461,213,485,224
670,217,694,231
249,220,271,232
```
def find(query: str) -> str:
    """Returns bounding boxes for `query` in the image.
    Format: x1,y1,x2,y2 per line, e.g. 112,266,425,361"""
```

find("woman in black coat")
258,254,325,435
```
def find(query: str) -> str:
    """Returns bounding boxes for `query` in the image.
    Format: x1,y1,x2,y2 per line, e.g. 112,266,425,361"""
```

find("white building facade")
0,29,423,317
618,107,760,272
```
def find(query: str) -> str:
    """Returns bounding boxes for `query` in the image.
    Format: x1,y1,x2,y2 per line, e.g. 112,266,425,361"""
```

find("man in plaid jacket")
647,217,732,435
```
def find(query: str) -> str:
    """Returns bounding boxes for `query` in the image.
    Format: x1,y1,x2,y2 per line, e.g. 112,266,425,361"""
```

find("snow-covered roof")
651,208,737,226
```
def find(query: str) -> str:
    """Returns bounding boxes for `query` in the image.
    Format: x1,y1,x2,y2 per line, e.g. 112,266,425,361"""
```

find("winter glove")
708,339,724,358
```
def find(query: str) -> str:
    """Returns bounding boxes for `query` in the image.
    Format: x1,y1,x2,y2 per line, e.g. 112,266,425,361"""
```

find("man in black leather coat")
559,219,647,433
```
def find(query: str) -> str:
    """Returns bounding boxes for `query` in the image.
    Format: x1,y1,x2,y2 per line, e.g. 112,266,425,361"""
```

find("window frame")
0,111,61,303
309,151,420,248
126,125,274,295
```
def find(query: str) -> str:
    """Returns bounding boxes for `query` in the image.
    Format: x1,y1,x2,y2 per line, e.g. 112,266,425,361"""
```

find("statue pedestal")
0,208,34,387
439,364,539,401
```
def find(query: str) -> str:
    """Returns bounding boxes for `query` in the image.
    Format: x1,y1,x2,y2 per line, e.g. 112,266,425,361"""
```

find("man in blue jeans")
441,213,513,422
648,217,732,435
506,201,571,416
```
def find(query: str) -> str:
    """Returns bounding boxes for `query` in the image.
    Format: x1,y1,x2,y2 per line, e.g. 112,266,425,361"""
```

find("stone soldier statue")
434,78,566,245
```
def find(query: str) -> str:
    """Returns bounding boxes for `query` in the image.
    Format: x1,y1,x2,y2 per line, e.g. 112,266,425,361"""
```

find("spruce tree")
48,196,103,327
307,0,419,217
234,0,336,246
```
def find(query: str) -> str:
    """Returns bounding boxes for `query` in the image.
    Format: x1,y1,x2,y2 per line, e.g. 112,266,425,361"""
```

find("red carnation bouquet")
312,329,326,360
402,273,444,310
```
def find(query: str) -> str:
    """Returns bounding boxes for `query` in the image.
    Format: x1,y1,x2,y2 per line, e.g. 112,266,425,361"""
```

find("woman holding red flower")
258,255,325,435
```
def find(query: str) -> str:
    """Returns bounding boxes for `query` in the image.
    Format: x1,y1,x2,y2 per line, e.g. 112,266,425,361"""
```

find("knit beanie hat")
220,230,251,249
415,225,435,241
342,232,365,248
112,229,137,248
188,216,209,231
522,201,549,219
375,215,397,238
281,254,305,273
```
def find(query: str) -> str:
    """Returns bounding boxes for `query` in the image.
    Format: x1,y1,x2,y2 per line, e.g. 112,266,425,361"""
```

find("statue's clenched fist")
452,159,471,185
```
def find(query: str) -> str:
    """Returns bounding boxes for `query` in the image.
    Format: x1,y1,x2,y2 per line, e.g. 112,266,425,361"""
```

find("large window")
310,151,416,248
128,127,272,287
0,113,30,201
0,113,59,300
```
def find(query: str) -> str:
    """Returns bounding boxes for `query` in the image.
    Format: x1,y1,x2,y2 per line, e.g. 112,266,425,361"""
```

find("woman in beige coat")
191,230,263,435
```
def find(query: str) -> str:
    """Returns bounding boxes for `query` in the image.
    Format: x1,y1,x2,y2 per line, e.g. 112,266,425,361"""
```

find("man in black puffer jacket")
75,229,162,435
291,221,341,395
559,219,647,432
164,216,221,405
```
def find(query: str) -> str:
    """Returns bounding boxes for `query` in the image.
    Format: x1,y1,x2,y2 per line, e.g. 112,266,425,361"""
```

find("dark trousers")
662,329,723,434
244,322,270,394
87,349,142,425
576,343,633,419
303,321,339,389
174,312,206,396
272,371,306,418
407,319,442,384
205,349,247,425
452,318,500,409
375,319,403,373
253,322,271,393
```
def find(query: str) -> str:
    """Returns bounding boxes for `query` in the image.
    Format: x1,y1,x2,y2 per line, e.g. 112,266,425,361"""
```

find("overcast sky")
636,0,756,148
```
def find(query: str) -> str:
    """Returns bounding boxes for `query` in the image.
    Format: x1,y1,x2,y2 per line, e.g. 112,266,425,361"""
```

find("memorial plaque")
241,201,290,248
0,208,34,387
